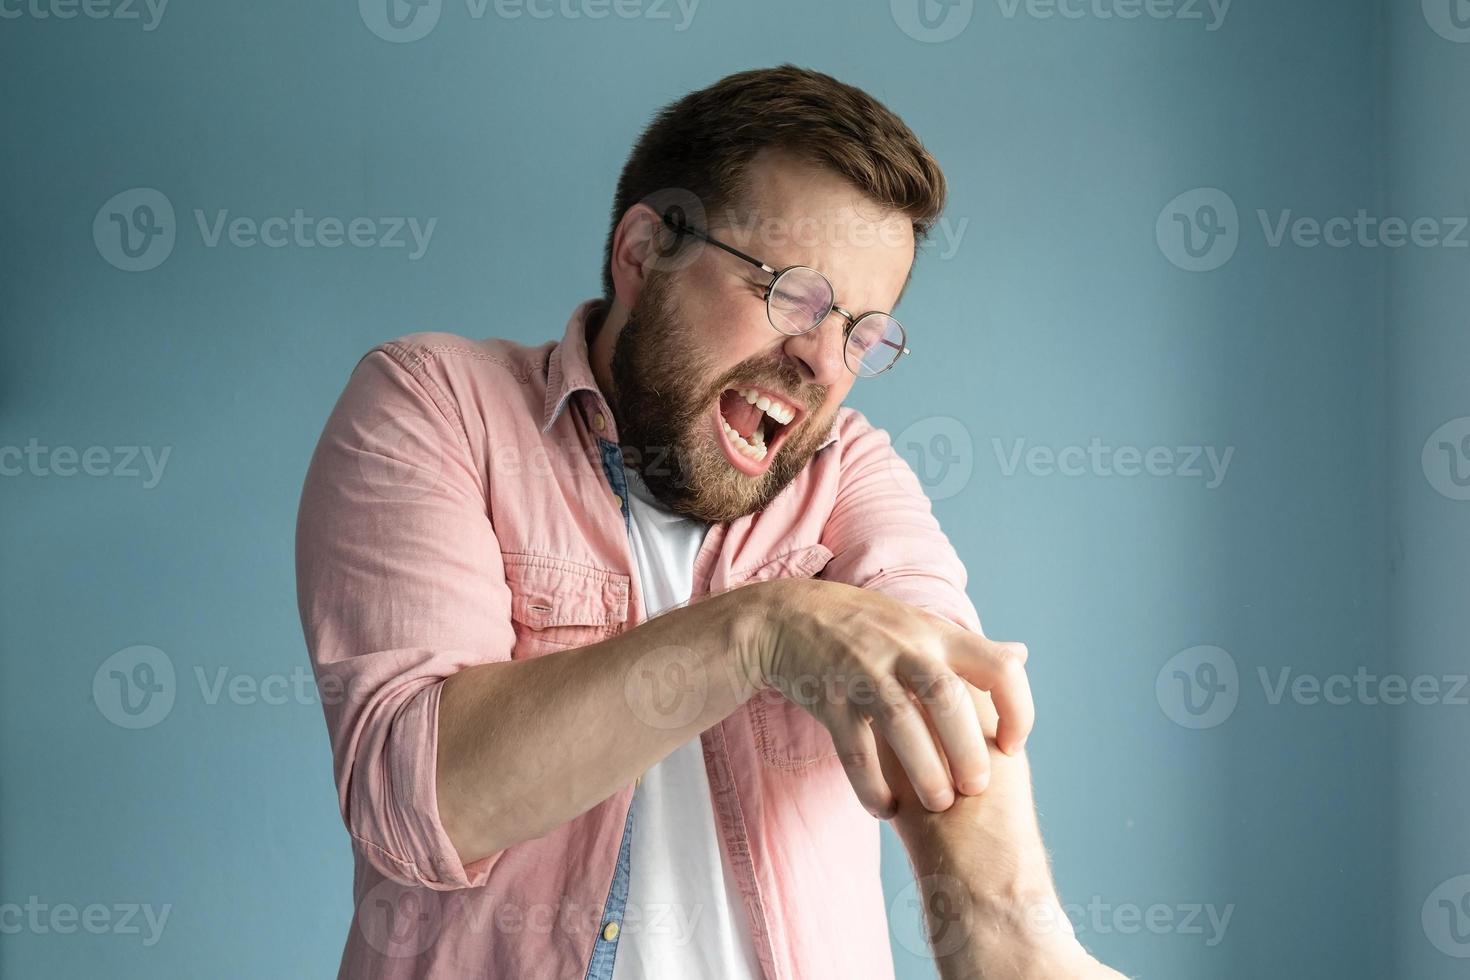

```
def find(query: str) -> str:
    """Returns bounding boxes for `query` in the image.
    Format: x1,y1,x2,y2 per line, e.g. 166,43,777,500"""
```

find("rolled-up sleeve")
294,342,515,891
819,409,985,637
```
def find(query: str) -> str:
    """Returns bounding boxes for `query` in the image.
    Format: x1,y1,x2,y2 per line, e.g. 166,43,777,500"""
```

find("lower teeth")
720,416,767,461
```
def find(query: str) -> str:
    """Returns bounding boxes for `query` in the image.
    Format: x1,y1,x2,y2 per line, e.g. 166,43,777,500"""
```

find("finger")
898,663,990,796
948,637,1035,755
826,711,895,818
868,674,955,812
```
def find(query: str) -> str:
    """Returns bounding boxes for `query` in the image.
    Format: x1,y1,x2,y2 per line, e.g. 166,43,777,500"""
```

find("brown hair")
601,64,947,300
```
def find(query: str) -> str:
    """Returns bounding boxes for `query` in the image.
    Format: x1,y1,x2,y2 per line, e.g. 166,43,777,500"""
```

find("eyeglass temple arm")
661,210,777,276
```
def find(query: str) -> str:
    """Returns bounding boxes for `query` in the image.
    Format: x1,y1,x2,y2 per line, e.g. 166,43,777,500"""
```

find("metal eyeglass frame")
660,208,911,377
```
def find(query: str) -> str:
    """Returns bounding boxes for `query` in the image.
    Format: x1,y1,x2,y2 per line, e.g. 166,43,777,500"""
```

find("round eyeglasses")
661,209,911,377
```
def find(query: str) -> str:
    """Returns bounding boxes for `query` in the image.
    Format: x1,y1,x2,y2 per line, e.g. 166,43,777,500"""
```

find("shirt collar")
542,298,839,453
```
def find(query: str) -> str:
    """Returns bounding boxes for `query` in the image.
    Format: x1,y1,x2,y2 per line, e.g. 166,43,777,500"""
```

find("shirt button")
593,412,606,431
613,493,623,509
602,921,620,942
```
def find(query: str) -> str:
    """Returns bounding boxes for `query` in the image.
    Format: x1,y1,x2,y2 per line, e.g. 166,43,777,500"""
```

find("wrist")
708,577,797,698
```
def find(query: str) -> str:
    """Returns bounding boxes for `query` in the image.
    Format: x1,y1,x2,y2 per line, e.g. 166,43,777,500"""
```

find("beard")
604,272,833,524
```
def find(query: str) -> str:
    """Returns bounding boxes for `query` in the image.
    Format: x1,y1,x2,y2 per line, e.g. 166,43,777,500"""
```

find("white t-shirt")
609,464,761,980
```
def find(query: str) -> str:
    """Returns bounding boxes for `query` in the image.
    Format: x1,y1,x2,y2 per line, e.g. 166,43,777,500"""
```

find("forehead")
715,149,915,309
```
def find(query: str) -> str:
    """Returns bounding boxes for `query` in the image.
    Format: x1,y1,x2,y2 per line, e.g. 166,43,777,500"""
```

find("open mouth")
710,386,804,477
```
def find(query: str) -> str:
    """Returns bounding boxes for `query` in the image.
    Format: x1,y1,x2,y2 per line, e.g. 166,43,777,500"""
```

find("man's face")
603,150,915,524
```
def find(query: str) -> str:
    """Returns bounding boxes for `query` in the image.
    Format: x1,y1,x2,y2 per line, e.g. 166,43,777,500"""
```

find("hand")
741,577,1034,818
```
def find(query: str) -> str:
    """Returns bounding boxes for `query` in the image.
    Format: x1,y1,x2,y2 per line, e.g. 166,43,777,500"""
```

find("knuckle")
994,647,1027,681
925,671,967,711
871,691,918,726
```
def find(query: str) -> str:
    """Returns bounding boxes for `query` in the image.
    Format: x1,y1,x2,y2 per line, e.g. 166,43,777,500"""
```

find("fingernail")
962,774,989,794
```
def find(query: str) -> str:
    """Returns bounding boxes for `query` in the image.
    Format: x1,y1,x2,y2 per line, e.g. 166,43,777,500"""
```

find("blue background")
2,0,1466,977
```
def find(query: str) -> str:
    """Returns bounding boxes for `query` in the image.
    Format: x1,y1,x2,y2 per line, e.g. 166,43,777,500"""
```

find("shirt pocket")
502,552,631,659
729,543,845,771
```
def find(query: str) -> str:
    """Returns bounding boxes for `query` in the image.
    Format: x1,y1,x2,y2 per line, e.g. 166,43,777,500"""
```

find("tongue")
719,390,765,441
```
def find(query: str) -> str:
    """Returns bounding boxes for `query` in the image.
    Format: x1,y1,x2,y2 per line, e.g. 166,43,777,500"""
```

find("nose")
779,313,848,386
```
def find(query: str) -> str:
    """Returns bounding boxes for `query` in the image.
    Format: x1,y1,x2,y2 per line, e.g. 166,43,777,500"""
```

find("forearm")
879,686,1127,980
436,583,768,866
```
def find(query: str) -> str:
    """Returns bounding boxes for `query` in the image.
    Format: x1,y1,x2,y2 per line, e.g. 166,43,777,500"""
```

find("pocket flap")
502,553,630,629
728,543,835,587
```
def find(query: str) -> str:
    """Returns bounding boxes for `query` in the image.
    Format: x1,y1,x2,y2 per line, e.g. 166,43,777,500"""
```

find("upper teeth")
740,389,796,426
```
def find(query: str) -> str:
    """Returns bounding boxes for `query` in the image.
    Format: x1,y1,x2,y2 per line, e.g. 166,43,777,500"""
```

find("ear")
609,203,675,312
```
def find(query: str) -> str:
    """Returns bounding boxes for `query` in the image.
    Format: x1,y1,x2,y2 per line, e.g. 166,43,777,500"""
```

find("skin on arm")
438,576,1040,868
876,683,1132,980
436,584,765,865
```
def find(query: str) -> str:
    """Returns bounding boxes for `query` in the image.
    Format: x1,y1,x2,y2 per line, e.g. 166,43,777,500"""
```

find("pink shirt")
294,298,986,979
